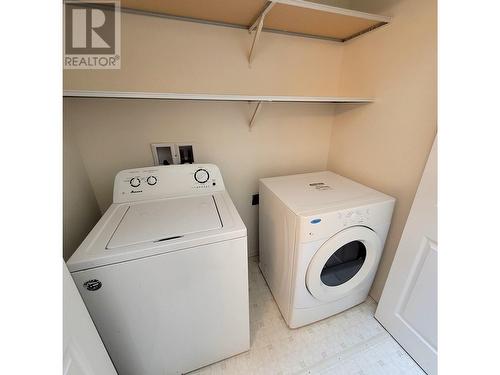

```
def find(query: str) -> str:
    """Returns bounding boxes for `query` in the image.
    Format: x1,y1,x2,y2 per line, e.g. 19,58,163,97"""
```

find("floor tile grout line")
293,331,389,375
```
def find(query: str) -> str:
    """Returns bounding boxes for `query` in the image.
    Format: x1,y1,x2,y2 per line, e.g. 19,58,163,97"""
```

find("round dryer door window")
320,240,367,287
306,226,382,302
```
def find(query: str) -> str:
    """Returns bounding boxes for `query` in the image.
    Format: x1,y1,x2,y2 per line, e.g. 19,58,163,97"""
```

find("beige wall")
64,98,334,256
63,124,101,260
64,11,344,95
63,11,348,257
63,1,436,297
327,0,437,301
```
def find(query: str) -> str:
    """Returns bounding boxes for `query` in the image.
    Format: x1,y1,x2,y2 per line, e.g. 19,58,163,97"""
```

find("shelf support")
248,1,276,65
248,17,264,65
249,101,263,130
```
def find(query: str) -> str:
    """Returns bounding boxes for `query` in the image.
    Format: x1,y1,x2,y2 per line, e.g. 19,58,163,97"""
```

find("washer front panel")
306,226,382,302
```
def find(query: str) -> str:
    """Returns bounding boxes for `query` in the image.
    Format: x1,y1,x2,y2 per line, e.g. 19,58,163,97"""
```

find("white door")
63,262,117,375
375,137,437,375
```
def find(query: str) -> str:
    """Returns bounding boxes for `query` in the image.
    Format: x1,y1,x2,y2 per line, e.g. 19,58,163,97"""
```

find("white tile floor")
190,257,425,375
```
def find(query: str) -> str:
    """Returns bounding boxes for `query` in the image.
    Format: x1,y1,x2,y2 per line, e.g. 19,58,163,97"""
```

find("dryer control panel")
113,164,225,203
339,208,371,227
301,208,372,242
298,199,395,243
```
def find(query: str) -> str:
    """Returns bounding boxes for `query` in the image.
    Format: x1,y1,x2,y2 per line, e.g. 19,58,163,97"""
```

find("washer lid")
107,195,222,249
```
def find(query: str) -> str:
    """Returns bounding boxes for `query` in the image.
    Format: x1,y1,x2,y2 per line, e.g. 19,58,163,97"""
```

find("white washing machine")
259,171,395,328
67,164,249,375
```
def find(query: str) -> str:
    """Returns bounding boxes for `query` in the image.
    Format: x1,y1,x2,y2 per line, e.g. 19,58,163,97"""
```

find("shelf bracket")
248,1,276,65
249,101,263,130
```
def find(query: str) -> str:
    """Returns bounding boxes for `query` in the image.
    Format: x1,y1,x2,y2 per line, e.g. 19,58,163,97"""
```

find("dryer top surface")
260,171,394,215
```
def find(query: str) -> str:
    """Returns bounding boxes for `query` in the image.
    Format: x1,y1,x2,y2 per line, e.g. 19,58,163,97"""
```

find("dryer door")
306,226,382,302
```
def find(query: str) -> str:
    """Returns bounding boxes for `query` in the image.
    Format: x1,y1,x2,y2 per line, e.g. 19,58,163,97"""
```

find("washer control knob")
130,177,141,188
194,169,210,183
147,176,157,186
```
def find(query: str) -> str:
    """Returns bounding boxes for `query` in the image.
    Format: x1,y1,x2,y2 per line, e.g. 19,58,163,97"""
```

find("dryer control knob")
130,177,141,188
194,169,210,183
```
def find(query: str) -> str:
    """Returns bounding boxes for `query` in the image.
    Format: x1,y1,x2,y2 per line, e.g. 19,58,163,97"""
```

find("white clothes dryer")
259,171,395,328
67,164,249,375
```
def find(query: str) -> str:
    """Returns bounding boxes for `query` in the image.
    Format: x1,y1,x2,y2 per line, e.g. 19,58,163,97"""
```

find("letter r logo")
71,8,110,49
65,1,116,54
64,1,121,69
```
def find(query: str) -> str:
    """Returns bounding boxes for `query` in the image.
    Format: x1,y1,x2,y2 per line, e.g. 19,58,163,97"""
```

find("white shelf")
115,0,390,63
118,0,390,42
63,90,373,103
64,90,372,130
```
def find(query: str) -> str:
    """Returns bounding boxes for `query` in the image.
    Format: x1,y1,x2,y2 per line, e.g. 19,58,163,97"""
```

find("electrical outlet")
252,194,259,205
178,144,194,164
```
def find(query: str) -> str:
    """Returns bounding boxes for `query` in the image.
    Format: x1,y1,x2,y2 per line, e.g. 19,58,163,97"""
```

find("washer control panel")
113,164,225,203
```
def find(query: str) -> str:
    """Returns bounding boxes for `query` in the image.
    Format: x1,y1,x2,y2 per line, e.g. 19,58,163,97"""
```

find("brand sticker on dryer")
309,182,332,191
